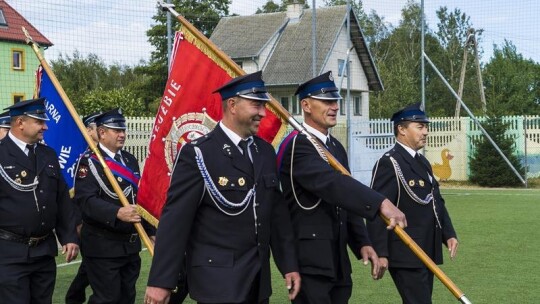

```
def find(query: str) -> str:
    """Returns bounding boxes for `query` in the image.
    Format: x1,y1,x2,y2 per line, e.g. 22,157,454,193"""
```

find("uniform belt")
84,222,138,243
0,228,50,247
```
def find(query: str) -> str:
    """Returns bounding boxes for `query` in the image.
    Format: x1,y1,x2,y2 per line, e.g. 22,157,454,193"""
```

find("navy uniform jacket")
366,144,457,268
278,132,385,281
0,135,77,264
148,125,298,303
74,147,153,258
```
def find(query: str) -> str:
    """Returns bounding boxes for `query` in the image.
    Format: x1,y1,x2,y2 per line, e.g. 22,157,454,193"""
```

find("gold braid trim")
181,27,238,78
137,205,159,228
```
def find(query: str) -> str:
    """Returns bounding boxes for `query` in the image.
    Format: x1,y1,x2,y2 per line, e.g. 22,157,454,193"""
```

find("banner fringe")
182,27,239,78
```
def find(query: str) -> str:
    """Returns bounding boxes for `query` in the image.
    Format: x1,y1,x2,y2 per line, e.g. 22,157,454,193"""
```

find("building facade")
0,0,52,109
210,4,383,127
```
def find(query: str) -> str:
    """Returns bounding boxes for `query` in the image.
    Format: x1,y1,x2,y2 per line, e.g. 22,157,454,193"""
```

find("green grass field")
52,188,540,303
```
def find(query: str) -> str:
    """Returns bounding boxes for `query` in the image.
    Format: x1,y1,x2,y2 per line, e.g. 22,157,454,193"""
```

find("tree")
142,0,232,114
430,6,484,117
256,1,283,14
79,87,147,117
50,51,154,116
369,1,442,118
51,51,110,99
469,116,525,187
256,0,308,14
483,40,540,116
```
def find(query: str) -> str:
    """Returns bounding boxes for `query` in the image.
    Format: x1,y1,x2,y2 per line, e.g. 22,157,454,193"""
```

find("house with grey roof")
210,4,382,122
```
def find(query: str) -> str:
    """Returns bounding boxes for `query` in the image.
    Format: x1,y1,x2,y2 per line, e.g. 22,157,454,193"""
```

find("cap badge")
329,72,334,81
77,166,89,178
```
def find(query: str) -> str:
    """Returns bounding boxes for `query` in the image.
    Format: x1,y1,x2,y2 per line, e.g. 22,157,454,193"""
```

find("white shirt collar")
8,132,32,155
396,141,418,158
219,122,253,149
303,122,330,146
99,143,119,159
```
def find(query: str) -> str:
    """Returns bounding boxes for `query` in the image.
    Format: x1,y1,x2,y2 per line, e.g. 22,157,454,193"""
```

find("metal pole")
345,0,352,158
421,0,425,110
524,116,528,188
166,0,173,73
312,0,317,77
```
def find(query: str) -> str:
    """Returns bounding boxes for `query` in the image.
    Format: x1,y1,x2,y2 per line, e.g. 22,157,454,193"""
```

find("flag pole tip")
158,1,175,11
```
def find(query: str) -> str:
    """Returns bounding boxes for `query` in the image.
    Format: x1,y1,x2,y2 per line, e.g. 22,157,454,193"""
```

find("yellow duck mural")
432,148,454,181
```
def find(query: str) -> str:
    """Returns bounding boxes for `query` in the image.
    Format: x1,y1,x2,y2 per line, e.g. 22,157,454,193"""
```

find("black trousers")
85,254,141,304
65,259,90,304
389,267,434,304
0,256,56,304
292,274,352,304
197,272,267,304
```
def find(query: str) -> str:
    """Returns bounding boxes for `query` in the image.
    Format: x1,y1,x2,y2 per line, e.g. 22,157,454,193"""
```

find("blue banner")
39,67,87,189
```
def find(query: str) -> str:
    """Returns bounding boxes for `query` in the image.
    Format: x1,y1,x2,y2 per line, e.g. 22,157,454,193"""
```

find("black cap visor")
26,111,50,121
309,91,342,101
102,121,127,130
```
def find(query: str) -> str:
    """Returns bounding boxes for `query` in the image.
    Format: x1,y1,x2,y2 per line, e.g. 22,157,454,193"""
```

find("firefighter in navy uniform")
0,98,79,303
145,71,301,304
0,110,10,139
277,72,407,304
74,108,155,304
65,110,102,304
366,103,459,304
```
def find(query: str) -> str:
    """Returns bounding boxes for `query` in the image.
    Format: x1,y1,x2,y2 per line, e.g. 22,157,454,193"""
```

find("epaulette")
189,133,212,146
82,151,93,158
383,148,398,158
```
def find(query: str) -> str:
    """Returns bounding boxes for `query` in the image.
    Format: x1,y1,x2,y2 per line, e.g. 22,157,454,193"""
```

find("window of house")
291,95,301,115
0,9,7,26
12,49,25,71
354,96,362,116
234,60,243,69
338,59,347,77
280,96,289,112
13,94,25,104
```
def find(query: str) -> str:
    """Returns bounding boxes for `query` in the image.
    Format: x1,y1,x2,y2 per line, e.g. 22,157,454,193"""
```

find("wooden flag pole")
23,27,154,256
159,3,471,302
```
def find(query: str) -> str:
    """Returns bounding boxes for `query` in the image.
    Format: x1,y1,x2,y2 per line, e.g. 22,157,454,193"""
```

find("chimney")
286,2,303,22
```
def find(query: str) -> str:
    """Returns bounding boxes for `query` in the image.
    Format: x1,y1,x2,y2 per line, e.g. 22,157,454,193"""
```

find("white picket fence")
123,116,540,183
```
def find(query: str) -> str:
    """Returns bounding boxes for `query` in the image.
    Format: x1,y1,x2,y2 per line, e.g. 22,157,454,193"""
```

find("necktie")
238,140,251,162
114,153,123,163
325,137,334,154
27,144,36,170
416,153,430,173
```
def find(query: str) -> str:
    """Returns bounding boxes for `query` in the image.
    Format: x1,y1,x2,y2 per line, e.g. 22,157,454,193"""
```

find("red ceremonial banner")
137,32,285,225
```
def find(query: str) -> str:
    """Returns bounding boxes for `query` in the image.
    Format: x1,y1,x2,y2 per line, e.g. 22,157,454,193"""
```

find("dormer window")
0,9,7,26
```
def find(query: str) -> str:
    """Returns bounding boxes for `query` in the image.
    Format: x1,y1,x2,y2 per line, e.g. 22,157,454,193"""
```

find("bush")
469,116,524,187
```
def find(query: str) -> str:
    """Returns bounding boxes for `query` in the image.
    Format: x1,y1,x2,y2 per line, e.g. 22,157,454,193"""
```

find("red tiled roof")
0,0,52,46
